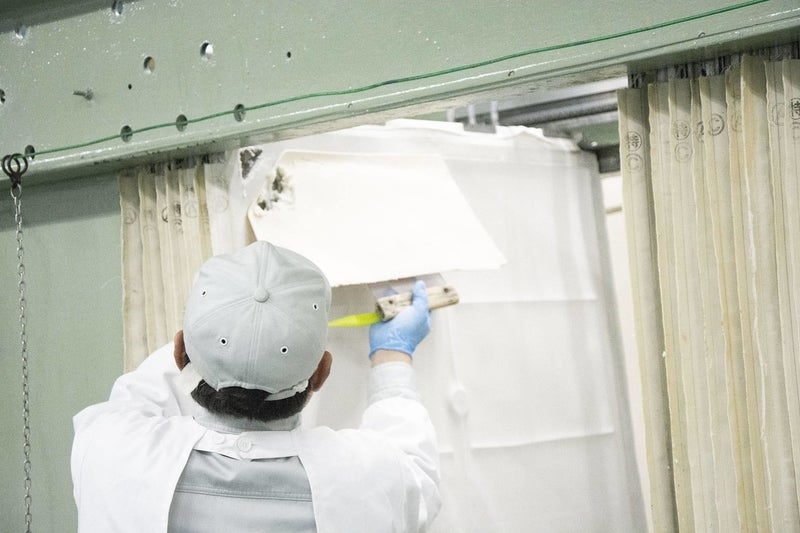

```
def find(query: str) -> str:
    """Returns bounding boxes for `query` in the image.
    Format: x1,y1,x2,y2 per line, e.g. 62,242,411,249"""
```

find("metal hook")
2,153,29,190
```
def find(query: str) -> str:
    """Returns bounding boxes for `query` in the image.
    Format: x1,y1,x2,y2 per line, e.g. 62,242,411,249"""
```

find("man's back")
72,244,441,532
169,452,316,533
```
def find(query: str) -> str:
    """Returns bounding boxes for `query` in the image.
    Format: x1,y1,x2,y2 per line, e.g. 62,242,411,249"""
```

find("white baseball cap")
183,241,331,400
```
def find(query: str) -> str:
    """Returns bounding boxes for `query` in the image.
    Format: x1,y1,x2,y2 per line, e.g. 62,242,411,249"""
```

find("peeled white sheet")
247,150,505,287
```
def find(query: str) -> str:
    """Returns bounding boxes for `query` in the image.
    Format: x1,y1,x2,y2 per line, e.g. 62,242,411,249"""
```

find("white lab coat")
72,344,440,532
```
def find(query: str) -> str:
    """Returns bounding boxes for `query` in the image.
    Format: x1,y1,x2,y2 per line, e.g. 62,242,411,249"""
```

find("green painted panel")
0,0,797,183
0,173,122,532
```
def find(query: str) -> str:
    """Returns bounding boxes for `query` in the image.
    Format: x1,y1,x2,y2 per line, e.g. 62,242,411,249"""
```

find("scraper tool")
328,285,459,327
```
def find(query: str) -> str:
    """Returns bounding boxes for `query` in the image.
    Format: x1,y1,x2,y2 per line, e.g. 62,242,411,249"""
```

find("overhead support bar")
0,0,798,183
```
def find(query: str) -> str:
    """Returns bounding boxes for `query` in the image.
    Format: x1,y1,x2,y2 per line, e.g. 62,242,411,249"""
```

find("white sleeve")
71,344,205,533
360,362,441,529
104,342,199,416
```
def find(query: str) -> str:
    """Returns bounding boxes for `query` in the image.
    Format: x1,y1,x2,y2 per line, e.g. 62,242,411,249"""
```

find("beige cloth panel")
770,59,800,514
176,165,208,295
692,77,740,533
699,74,754,532
668,78,718,531
618,86,675,533
647,80,696,532
726,64,772,532
783,59,800,513
742,55,800,530
137,170,168,356
168,169,189,334
119,173,148,369
624,55,800,533
156,172,180,337
120,159,224,370
203,157,237,256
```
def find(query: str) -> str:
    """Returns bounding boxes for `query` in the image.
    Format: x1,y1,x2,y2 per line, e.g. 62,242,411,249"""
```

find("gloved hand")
369,280,432,358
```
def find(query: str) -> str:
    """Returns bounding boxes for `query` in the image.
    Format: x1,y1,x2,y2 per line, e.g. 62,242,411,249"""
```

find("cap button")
253,287,270,303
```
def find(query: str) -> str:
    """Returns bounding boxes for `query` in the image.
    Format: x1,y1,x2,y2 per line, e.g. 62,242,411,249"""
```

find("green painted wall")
0,173,122,531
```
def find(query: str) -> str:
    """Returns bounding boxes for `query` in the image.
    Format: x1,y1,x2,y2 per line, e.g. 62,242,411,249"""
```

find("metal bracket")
2,153,29,189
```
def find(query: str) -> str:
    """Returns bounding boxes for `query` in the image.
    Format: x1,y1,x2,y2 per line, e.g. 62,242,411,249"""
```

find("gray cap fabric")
183,241,331,400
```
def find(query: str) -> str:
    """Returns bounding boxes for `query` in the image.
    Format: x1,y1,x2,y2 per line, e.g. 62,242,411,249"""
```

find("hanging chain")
13,184,32,533
4,154,32,533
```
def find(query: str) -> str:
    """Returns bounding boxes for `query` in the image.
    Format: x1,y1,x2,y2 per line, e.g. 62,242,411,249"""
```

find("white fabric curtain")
619,54,800,531
120,121,645,531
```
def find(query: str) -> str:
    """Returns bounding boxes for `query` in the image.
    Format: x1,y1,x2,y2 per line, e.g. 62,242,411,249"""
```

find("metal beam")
1,0,799,183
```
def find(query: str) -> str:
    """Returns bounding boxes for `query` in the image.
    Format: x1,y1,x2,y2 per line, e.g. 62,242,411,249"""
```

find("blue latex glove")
369,280,432,358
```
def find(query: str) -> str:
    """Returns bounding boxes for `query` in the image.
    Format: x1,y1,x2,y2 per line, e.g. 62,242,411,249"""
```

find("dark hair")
191,380,311,423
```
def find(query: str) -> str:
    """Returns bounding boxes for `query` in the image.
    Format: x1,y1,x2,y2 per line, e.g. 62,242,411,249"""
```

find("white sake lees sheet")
246,150,506,287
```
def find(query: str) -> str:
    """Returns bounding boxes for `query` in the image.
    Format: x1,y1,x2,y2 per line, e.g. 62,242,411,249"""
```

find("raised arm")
361,280,441,528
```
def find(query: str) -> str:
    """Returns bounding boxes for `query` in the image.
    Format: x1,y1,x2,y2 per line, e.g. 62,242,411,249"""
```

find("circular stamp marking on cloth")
695,120,705,140
123,205,138,225
709,113,725,136
791,99,800,121
626,131,643,152
672,120,691,140
183,198,199,218
769,103,785,126
675,142,693,162
625,153,643,172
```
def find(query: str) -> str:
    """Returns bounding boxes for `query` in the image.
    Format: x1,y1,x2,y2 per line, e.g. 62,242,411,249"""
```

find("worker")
71,241,441,532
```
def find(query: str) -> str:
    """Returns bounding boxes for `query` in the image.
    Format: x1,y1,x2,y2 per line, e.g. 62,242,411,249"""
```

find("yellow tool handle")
327,312,381,328
377,285,459,320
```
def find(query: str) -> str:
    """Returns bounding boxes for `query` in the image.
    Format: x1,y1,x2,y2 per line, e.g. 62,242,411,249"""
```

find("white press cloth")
71,344,440,532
